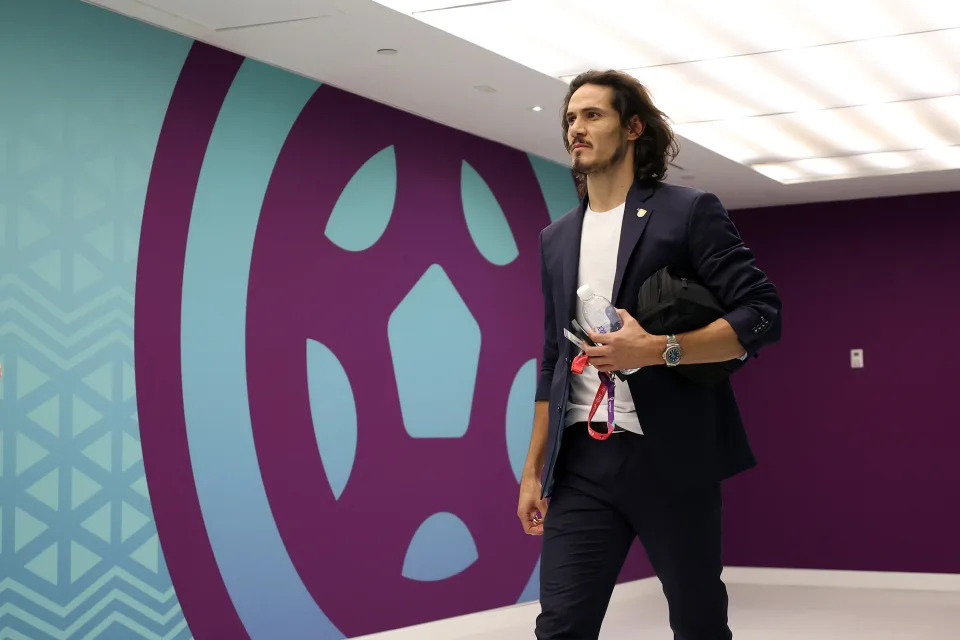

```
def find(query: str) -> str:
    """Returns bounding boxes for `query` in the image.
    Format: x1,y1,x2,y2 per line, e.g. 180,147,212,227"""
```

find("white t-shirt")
564,201,643,434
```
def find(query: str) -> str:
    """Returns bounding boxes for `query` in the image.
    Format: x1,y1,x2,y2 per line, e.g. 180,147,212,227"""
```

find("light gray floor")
353,579,960,639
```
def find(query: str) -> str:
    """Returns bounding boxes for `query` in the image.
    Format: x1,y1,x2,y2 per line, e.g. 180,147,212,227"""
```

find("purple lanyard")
571,354,617,440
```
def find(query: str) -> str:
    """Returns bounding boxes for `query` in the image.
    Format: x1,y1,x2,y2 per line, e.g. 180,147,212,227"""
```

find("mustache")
570,137,590,148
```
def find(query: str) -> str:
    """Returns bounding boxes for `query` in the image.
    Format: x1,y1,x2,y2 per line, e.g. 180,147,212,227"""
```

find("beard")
572,135,630,175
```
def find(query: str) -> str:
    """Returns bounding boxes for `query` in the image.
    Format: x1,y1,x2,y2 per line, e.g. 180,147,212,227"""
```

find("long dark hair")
560,70,679,194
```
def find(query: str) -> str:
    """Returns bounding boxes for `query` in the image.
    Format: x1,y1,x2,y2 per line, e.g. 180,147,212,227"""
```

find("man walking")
517,70,782,639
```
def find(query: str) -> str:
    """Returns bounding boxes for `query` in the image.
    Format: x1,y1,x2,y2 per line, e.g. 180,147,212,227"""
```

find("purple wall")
12,2,957,639
130,41,656,639
723,190,960,573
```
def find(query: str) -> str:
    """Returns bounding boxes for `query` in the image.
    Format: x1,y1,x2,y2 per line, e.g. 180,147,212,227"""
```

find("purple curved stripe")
245,84,548,636
135,42,248,640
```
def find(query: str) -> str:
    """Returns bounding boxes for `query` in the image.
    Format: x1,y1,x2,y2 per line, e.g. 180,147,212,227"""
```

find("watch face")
665,346,682,365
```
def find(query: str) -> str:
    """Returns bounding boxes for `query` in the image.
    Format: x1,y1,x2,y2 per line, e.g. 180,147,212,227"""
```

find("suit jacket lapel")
561,198,588,325
611,181,656,305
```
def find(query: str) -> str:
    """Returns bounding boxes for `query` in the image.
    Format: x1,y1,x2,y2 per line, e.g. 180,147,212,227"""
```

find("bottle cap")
577,284,594,301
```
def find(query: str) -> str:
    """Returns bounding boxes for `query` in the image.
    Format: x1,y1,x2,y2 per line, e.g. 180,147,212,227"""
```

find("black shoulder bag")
636,266,747,385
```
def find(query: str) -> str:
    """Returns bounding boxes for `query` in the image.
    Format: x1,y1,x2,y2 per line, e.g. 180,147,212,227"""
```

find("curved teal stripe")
505,359,537,483
180,60,343,639
402,512,478,582
527,154,578,222
518,556,541,603
306,339,357,500
460,160,519,265
325,145,397,251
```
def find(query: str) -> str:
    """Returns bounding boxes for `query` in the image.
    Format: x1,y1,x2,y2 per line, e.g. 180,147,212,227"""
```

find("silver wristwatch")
662,334,682,367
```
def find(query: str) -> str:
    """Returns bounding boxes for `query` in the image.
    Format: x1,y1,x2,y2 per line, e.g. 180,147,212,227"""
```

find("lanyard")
572,355,618,440
587,373,617,440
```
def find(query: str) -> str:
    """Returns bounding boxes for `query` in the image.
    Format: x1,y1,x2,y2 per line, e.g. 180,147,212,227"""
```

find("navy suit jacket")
536,179,782,498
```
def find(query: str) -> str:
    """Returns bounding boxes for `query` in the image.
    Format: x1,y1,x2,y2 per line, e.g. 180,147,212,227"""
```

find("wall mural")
0,1,579,638
135,45,574,639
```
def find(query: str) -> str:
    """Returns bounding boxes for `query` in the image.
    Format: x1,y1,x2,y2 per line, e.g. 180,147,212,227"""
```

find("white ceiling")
84,0,960,210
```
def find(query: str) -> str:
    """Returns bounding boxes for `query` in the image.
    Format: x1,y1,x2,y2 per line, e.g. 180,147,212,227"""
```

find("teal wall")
0,0,193,638
0,0,579,638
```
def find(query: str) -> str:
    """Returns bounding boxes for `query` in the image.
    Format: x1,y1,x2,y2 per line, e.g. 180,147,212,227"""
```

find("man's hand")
585,309,665,372
518,476,548,535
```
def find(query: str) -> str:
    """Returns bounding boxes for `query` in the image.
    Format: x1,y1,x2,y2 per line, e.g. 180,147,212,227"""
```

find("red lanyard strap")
570,355,618,440
587,372,617,440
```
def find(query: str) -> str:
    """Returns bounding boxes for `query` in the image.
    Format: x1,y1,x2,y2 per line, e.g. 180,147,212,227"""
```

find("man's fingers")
520,512,543,535
587,354,612,369
583,344,609,358
518,499,548,535
529,503,547,535
587,329,610,344
519,508,537,529
584,343,616,370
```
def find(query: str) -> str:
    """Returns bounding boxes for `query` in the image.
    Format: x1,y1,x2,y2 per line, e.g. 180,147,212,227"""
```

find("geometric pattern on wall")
0,128,189,640
3,3,579,640
0,1,193,637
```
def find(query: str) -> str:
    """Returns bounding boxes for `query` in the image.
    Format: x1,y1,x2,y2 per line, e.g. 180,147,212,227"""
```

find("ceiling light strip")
593,25,960,72
671,92,960,126
413,0,513,14
752,145,960,184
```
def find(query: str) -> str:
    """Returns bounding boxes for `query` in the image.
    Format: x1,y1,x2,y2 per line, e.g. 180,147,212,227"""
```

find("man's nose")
569,118,585,138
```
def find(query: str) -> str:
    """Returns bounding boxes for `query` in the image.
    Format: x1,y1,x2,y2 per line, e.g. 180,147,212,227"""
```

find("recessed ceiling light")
531,105,543,112
377,48,398,55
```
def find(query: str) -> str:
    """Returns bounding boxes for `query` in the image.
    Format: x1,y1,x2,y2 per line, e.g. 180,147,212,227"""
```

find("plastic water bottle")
577,284,639,375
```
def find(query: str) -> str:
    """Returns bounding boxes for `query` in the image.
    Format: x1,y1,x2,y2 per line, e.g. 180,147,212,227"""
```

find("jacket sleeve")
535,228,559,401
687,191,782,358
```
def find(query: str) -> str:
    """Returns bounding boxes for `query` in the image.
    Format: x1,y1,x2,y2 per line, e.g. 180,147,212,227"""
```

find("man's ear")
627,115,645,140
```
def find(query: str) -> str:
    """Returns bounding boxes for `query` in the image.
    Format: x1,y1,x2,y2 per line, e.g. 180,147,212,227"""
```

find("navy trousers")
535,424,733,640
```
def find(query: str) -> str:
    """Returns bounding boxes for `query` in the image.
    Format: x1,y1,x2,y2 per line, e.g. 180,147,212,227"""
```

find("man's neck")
585,161,634,212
